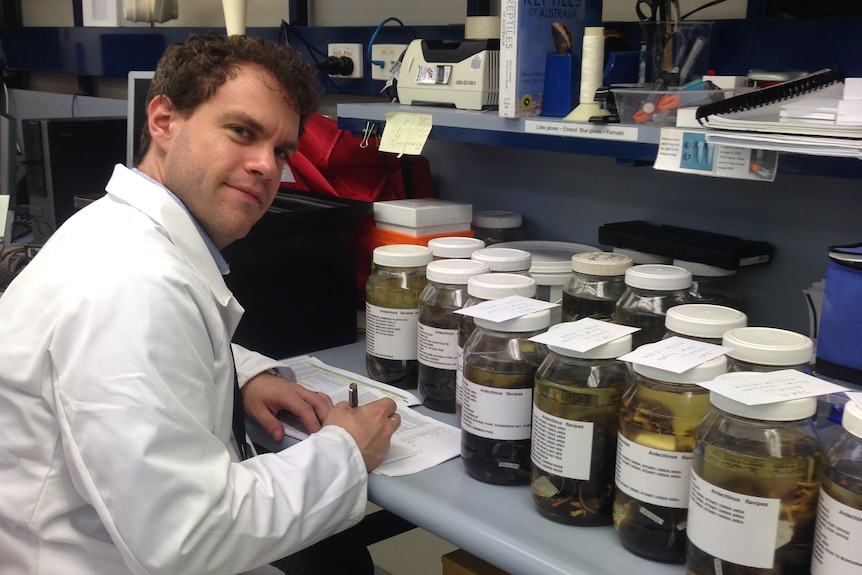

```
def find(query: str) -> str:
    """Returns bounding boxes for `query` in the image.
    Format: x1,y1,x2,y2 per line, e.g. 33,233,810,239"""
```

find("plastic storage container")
722,327,814,373
418,259,490,412
614,355,727,563
812,399,862,575
471,210,527,245
456,273,538,420
461,309,550,485
663,303,748,344
531,330,633,526
614,264,692,349
428,236,486,259
687,381,822,575
365,244,433,388
562,251,633,322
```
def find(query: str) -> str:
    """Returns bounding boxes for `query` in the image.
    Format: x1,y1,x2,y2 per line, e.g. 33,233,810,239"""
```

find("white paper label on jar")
455,344,465,407
812,490,862,574
417,324,459,369
615,433,693,509
530,406,593,480
365,302,419,360
687,471,781,569
461,377,532,440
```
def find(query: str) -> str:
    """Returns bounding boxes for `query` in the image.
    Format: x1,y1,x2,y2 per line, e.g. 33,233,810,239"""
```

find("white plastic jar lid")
474,309,551,333
468,273,537,299
426,259,490,284
472,210,523,229
624,264,692,290
372,244,433,267
548,329,632,359
571,251,633,275
613,248,672,264
842,399,862,440
673,259,737,278
722,327,813,366
428,236,486,258
633,352,727,384
471,247,532,272
708,372,817,420
665,304,748,338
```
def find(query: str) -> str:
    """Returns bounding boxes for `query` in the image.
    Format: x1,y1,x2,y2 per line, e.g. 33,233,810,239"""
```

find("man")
0,33,400,574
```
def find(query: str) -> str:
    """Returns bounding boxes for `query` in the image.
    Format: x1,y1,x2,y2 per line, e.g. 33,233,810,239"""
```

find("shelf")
337,103,661,164
337,103,862,178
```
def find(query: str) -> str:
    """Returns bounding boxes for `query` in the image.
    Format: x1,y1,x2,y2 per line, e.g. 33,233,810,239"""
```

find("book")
498,0,601,118
695,68,862,137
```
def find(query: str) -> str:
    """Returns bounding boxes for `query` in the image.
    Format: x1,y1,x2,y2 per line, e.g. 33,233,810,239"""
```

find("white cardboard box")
373,199,472,228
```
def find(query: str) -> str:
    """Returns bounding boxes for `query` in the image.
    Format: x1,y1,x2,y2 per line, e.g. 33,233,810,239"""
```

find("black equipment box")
223,190,370,359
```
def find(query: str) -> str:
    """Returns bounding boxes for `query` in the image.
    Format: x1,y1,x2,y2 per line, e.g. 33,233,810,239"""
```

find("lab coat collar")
103,164,244,334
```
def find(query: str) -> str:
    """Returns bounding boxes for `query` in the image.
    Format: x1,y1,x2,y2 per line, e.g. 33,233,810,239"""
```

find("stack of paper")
838,78,862,125
779,97,839,124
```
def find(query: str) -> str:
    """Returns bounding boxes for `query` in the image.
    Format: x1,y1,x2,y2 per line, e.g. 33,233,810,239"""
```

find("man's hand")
241,371,333,442
324,398,400,472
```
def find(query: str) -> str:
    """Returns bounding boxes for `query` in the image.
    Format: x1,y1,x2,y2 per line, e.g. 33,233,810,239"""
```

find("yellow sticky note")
379,112,433,157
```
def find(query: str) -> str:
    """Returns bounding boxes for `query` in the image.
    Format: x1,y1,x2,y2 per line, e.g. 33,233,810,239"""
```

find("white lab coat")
0,165,367,575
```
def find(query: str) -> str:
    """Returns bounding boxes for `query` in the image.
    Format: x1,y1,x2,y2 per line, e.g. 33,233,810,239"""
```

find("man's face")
160,64,300,248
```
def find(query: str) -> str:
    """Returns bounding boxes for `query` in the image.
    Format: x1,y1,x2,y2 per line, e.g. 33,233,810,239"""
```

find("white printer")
396,38,499,111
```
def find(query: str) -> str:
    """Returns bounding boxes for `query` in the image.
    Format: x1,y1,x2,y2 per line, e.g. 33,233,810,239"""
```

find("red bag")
281,113,435,306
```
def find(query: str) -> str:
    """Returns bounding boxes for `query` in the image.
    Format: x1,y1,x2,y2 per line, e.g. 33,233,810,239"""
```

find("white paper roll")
222,0,248,36
579,27,605,103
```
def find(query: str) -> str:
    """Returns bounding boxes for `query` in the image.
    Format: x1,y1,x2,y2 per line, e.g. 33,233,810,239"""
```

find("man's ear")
146,95,176,150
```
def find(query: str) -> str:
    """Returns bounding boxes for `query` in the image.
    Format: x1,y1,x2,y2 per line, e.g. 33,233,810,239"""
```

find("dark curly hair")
136,33,320,165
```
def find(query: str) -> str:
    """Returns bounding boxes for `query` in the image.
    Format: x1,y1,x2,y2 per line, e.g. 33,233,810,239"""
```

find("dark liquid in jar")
418,300,462,412
366,356,417,389
461,362,534,485
532,380,624,526
561,293,617,322
614,307,668,348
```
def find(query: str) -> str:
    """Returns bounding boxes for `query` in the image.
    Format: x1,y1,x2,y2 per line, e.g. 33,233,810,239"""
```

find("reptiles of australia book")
499,0,602,118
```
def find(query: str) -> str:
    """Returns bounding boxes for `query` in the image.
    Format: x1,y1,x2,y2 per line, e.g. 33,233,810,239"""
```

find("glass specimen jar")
455,273,537,421
722,327,814,373
614,264,692,349
613,354,727,563
687,383,822,575
417,258,489,412
365,244,433,388
812,399,862,575
664,303,748,345
531,330,634,526
471,247,532,276
461,309,550,486
472,210,527,245
561,251,633,322
673,258,745,312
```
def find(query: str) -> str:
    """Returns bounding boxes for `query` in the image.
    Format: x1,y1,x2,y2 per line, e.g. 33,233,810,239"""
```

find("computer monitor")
126,71,155,168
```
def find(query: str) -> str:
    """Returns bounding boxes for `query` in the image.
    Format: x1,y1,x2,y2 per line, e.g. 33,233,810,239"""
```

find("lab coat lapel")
103,164,245,336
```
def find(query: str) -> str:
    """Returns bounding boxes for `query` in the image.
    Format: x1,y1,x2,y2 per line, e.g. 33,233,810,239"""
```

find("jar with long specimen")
365,244,432,388
663,303,747,345
613,354,726,563
812,399,862,575
687,384,822,575
417,259,489,412
722,327,814,374
531,328,633,526
455,273,537,421
561,251,632,322
461,309,550,485
614,264,692,349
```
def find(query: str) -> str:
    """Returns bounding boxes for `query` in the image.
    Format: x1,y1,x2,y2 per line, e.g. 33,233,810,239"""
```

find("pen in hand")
349,383,359,408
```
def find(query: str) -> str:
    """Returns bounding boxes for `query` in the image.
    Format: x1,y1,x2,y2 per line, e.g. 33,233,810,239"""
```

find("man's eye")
275,148,291,161
232,126,251,137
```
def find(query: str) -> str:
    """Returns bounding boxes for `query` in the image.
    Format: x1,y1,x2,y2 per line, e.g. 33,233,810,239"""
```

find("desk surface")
267,337,682,575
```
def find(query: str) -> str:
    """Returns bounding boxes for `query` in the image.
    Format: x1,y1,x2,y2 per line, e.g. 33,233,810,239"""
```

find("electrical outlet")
327,43,363,79
371,44,407,81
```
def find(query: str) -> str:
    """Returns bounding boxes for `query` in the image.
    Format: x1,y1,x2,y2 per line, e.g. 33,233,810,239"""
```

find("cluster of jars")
365,243,862,575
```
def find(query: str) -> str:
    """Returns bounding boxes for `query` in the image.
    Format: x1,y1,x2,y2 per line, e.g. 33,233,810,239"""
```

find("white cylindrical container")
428,236,486,260
664,303,748,344
471,247,532,275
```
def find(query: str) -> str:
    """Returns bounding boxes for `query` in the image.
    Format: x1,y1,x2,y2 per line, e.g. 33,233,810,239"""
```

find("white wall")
24,0,748,28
